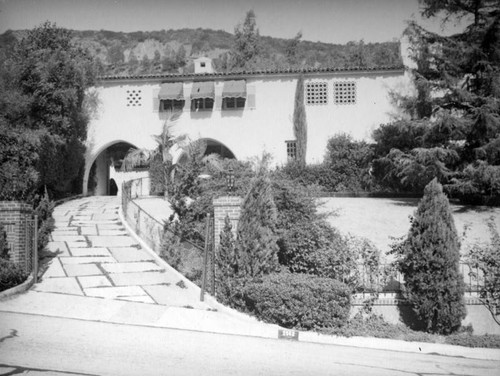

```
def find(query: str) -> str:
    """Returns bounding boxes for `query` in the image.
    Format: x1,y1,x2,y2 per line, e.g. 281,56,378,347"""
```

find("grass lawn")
318,197,500,256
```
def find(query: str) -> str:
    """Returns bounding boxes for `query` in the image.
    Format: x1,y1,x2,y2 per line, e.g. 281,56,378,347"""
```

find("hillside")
0,28,402,76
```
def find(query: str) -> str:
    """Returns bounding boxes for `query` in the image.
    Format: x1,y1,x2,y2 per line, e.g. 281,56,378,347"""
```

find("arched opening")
204,139,236,159
87,141,141,196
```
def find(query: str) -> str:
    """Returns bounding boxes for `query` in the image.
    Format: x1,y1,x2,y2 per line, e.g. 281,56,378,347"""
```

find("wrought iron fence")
25,215,38,282
355,262,483,294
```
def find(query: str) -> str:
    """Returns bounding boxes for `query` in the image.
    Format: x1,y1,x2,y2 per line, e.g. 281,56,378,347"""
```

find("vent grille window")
305,82,328,105
126,89,142,106
334,82,356,105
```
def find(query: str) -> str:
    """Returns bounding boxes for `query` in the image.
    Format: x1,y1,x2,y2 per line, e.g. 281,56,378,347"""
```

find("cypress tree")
293,74,308,166
393,178,466,334
237,169,279,277
216,215,238,301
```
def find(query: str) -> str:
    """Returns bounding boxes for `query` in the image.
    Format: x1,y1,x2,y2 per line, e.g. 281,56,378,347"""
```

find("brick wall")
213,196,242,249
0,201,32,266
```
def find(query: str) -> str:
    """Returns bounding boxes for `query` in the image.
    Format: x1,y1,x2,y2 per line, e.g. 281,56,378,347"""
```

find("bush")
391,179,466,334
0,258,29,292
238,273,351,330
33,187,55,253
323,133,374,191
278,219,356,283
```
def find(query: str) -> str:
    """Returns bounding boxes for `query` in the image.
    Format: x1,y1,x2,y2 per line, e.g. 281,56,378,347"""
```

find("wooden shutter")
152,88,160,112
246,84,256,109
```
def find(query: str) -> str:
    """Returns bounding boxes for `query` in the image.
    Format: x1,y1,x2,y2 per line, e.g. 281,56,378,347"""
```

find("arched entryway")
86,141,141,196
177,138,236,165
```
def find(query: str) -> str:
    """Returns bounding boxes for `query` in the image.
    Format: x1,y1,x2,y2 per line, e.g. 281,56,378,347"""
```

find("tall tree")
231,10,262,69
372,0,500,204
293,75,308,166
391,179,466,334
1,22,97,197
237,159,279,277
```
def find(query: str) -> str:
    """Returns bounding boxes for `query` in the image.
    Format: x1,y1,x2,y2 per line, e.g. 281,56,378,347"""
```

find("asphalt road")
0,311,498,376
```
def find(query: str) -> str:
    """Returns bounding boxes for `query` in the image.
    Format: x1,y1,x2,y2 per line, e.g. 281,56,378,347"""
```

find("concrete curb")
0,274,35,301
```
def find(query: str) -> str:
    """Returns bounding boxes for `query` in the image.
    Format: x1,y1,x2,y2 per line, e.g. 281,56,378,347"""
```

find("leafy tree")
106,41,124,66
237,160,279,277
372,0,500,203
391,179,466,334
231,10,262,69
293,75,308,166
0,22,97,198
324,134,374,191
128,51,139,73
140,54,151,73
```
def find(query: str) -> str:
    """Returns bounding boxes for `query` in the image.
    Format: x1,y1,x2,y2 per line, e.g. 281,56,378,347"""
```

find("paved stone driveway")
37,196,211,310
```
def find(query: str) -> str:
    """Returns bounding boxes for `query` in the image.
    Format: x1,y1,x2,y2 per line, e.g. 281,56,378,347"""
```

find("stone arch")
83,140,140,196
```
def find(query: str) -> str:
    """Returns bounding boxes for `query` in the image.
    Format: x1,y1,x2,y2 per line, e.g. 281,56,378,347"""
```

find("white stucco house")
84,55,410,196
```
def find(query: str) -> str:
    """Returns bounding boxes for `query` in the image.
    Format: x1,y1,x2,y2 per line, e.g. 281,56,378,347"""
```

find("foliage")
0,224,8,260
372,1,500,203
237,164,279,278
390,179,466,334
0,258,29,292
1,27,402,76
0,125,40,201
324,134,374,191
372,147,460,193
236,272,351,330
33,187,55,253
278,219,356,282
326,312,500,348
446,161,500,205
216,215,239,302
230,10,263,69
0,22,97,199
122,112,184,197
466,217,500,325
293,75,307,166
159,225,183,270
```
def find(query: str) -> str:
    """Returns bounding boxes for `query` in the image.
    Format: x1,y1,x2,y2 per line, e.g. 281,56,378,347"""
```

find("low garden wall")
122,178,163,255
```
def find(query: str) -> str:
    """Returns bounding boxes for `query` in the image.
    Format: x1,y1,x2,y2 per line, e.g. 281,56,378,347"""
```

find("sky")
0,0,466,44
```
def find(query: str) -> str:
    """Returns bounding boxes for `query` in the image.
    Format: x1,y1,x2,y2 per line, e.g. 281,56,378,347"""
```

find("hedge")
238,273,351,330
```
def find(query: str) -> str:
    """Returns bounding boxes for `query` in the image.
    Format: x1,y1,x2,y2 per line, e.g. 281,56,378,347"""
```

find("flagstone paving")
37,196,213,310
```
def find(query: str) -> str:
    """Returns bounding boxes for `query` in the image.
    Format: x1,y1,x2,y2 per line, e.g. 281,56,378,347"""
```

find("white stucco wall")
84,69,409,195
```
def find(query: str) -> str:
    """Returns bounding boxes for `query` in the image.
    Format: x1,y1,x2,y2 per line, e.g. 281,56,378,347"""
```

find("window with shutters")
222,97,246,110
191,97,214,111
161,99,185,111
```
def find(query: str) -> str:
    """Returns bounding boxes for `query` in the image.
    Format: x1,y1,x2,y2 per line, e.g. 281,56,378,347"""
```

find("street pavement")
1,195,499,370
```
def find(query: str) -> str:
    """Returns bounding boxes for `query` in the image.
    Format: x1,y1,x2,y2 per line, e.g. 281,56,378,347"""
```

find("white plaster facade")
84,65,409,195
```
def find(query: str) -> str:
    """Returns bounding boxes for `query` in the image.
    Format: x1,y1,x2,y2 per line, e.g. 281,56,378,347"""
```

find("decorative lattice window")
334,81,356,104
305,82,328,105
126,89,142,106
286,140,297,161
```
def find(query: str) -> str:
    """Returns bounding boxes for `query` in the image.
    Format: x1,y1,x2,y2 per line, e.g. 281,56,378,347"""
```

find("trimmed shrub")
0,258,29,292
216,215,238,302
391,178,466,334
239,273,351,330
